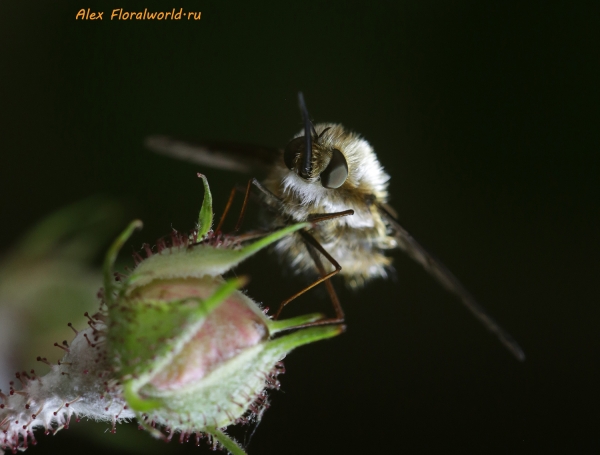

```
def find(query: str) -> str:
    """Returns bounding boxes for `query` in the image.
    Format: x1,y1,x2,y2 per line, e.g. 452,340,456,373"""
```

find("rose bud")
0,175,342,455
105,175,343,453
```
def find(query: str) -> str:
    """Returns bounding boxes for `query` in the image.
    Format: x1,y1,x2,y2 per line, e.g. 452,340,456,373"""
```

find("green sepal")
123,381,162,412
197,173,213,240
265,324,344,355
208,428,248,455
268,312,325,334
126,222,310,291
103,220,143,306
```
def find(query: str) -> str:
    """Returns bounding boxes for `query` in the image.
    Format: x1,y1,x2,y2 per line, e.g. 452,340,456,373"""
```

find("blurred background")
1,1,598,453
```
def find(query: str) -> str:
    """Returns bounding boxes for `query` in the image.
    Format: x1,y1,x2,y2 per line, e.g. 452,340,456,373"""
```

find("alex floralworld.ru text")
75,8,202,20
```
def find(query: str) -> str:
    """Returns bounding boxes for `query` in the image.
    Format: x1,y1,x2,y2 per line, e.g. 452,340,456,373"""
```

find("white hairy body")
263,123,397,288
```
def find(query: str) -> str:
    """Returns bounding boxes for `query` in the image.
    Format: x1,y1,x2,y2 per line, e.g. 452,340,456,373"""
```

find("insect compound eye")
320,149,348,189
283,136,306,171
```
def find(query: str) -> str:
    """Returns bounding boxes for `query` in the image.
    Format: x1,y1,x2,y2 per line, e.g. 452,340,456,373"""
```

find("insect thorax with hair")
264,123,398,288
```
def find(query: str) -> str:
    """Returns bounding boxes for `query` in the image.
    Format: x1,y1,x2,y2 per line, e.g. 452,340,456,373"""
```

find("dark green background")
1,1,598,453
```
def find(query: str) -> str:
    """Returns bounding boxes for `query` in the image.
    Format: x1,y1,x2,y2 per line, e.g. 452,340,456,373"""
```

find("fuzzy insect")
145,93,524,361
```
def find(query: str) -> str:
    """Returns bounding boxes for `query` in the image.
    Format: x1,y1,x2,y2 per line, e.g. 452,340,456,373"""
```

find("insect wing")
377,203,525,361
145,135,281,174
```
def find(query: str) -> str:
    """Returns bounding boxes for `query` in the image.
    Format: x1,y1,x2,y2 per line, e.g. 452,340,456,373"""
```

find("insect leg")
302,232,345,322
219,178,287,234
215,187,237,233
250,178,287,212
274,230,344,324
250,179,356,223
307,210,355,222
233,178,351,324
215,179,254,233
234,179,253,232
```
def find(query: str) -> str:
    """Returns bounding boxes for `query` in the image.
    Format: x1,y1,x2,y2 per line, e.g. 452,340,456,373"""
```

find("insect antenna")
297,92,313,178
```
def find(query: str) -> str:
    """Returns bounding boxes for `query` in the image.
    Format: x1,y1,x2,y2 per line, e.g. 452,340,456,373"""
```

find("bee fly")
145,93,525,361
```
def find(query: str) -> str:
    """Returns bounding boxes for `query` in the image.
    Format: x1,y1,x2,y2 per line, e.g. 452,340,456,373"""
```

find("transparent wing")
145,135,282,174
377,203,525,361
